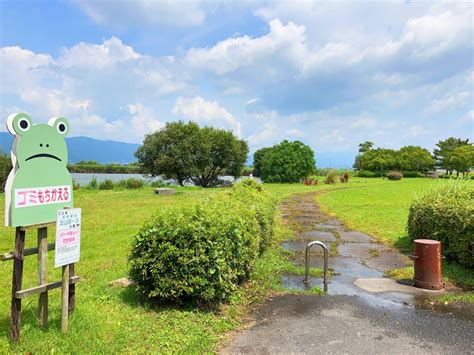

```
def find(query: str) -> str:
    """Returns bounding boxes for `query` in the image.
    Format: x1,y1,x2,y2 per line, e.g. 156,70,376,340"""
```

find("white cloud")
128,103,164,139
399,6,473,61
185,19,306,75
74,0,206,28
172,96,241,136
59,37,140,69
0,46,52,92
286,128,305,138
0,38,185,142
248,123,279,146
424,91,471,115
245,98,260,105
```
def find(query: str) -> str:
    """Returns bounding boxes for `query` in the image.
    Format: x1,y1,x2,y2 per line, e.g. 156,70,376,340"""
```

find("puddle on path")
278,192,471,319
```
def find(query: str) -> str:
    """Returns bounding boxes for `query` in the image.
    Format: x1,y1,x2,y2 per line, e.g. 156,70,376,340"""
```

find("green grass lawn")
317,178,438,246
316,178,474,291
0,181,353,352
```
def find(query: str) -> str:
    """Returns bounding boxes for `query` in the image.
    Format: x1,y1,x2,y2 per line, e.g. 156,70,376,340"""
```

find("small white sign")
55,208,81,268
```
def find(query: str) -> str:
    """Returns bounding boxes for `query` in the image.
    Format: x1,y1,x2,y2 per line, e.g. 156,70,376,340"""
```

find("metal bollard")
304,241,328,292
411,239,443,290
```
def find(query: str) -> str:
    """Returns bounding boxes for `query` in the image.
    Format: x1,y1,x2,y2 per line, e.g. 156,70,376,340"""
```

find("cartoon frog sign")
4,113,73,227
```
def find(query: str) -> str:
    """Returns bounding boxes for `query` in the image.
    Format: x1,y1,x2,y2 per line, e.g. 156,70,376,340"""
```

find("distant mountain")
0,133,140,164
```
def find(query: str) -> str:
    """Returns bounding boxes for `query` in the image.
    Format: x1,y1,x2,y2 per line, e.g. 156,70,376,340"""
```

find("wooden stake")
37,227,48,327
68,263,76,314
10,227,25,342
61,265,69,333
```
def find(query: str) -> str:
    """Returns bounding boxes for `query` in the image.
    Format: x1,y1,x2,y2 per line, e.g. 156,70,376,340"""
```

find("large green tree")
433,137,470,174
448,145,474,177
397,146,435,173
135,121,248,187
356,148,398,173
260,140,316,183
252,147,272,177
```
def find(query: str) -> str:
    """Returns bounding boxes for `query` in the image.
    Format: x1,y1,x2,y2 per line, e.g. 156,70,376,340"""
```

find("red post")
413,239,442,290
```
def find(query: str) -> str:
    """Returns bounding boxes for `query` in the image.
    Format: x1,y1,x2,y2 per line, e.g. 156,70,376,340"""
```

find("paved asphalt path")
223,294,473,354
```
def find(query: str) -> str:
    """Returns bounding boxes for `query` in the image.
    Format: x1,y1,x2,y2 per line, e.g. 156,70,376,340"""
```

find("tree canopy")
358,141,374,153
253,147,272,177
135,121,248,187
448,145,474,177
433,137,471,174
353,144,435,173
255,140,316,183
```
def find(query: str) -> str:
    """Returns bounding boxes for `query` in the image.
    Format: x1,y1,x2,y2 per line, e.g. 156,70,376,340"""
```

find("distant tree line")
67,161,142,174
354,138,473,177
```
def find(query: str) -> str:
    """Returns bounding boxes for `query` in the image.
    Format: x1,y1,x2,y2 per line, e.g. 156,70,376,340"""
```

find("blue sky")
1,0,473,167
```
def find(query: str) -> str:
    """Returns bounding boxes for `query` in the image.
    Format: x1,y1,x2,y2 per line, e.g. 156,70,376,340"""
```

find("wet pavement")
223,192,474,354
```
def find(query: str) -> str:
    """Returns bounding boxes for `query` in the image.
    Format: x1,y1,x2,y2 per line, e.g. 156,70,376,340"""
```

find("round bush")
98,179,114,190
387,171,403,180
129,179,276,304
407,181,473,268
324,169,338,184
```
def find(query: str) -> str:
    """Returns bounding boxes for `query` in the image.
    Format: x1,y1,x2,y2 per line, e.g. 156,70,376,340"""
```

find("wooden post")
68,263,76,314
61,265,69,333
10,227,25,342
37,227,48,327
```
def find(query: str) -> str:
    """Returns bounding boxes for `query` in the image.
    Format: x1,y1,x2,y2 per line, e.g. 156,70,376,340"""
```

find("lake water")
71,173,260,186
71,173,163,185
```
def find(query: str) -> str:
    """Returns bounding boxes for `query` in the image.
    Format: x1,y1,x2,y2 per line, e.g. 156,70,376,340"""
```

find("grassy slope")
316,178,474,291
0,182,353,352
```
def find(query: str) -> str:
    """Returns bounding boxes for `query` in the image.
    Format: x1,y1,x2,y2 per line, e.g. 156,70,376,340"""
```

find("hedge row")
356,170,425,178
129,179,276,303
407,181,473,268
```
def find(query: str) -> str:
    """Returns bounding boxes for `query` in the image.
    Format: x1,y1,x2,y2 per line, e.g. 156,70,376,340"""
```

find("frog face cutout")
7,113,69,168
4,113,74,227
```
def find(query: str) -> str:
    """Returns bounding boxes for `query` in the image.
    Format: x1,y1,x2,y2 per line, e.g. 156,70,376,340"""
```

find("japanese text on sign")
55,208,81,268
15,185,71,208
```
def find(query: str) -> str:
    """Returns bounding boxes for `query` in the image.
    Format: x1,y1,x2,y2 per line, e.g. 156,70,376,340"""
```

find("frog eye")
7,113,33,136
48,117,70,136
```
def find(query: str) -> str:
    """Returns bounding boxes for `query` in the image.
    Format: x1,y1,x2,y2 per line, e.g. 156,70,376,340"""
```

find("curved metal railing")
304,241,328,292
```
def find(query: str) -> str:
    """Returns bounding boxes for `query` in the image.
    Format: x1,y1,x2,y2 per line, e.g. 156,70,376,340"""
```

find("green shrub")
402,171,425,178
129,179,276,304
407,181,474,268
88,177,98,189
117,178,144,189
356,170,382,178
324,169,338,184
387,171,403,180
149,180,166,188
99,179,114,190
